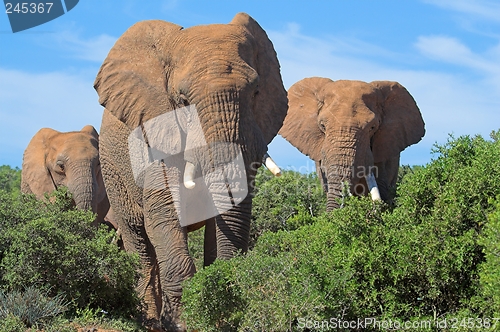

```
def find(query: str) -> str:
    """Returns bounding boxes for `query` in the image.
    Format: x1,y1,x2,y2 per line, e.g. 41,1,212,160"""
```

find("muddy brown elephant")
280,78,425,211
93,13,287,330
21,125,109,225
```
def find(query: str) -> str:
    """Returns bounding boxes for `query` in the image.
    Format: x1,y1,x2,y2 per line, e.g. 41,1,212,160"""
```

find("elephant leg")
100,164,162,329
142,162,195,331
203,217,217,266
99,112,162,330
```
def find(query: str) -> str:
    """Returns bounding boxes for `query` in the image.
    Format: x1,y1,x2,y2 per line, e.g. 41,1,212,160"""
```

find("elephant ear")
94,20,183,129
81,125,99,140
279,77,333,161
370,81,425,163
230,13,288,145
21,128,59,197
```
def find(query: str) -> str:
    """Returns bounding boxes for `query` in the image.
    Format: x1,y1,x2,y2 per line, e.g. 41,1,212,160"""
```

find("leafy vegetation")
0,188,141,315
0,286,68,329
188,168,326,266
0,187,143,330
474,196,500,316
0,165,21,198
4,131,500,331
250,168,326,248
182,131,500,331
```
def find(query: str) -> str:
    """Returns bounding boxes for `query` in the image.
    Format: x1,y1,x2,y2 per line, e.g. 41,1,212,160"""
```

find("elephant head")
280,78,425,211
21,125,110,224
94,13,287,330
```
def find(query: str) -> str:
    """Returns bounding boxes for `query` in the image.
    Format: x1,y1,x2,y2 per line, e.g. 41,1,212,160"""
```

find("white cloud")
46,30,117,63
415,35,500,73
0,68,102,167
422,0,500,23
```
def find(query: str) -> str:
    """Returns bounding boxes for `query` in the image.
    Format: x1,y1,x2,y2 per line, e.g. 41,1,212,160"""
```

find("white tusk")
184,161,196,189
365,172,381,201
263,153,281,177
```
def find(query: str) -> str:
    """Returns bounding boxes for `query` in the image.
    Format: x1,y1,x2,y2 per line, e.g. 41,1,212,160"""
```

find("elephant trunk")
69,164,98,213
322,142,357,211
186,89,262,257
214,194,253,258
325,164,353,211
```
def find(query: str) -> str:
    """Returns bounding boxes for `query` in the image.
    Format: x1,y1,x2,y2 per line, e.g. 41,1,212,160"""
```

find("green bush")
182,259,244,331
0,188,140,316
0,314,27,332
250,168,326,248
475,196,500,316
187,167,326,266
0,165,21,198
182,131,500,331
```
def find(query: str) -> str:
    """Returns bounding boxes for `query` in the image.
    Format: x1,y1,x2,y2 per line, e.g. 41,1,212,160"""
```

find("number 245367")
5,3,53,14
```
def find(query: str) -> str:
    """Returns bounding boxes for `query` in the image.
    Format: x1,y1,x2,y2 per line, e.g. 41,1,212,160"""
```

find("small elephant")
94,13,287,330
280,78,425,210
21,125,109,225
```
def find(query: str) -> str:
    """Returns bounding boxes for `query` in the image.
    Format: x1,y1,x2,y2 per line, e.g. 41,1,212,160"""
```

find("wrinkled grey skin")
21,125,109,225
94,13,287,331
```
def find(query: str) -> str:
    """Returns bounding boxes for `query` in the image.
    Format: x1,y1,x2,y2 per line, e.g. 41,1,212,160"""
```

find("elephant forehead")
324,81,376,101
171,26,257,90
178,24,250,55
50,134,99,156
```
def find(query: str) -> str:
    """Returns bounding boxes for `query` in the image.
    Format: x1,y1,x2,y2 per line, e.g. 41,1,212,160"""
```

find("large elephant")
21,125,110,225
280,78,425,210
93,13,287,330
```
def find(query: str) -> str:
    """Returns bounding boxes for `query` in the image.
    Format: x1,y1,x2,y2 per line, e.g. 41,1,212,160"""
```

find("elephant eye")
56,160,65,173
318,120,326,133
179,93,189,107
253,85,259,97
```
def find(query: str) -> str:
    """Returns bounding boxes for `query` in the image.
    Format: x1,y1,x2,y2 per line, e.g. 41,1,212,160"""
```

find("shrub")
0,165,21,198
182,131,500,331
0,314,26,332
0,188,140,316
250,168,326,248
182,259,244,332
187,168,326,266
0,286,68,329
475,196,500,316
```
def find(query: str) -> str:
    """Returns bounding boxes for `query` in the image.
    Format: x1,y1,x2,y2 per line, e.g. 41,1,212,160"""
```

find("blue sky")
1,0,500,171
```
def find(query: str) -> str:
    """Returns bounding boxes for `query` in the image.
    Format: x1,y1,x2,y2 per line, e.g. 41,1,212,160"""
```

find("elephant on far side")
280,78,425,210
21,125,109,225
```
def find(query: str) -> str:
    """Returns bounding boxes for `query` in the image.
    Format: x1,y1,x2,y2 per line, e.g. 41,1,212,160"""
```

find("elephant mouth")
321,161,382,209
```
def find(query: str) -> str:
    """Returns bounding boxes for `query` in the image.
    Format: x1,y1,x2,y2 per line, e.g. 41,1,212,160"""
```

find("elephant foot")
161,308,187,332
161,320,187,332
142,317,163,332
141,308,188,332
